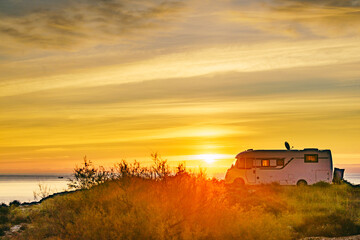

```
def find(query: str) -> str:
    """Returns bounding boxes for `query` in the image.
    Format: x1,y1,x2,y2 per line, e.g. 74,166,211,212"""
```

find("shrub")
14,157,360,240
0,224,10,236
294,211,360,237
151,152,170,179
312,181,331,188
9,200,21,207
33,184,54,200
0,205,9,225
68,153,173,190
21,176,294,240
68,156,112,190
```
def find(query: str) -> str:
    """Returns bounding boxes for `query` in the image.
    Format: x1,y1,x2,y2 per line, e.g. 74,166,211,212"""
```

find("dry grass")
3,158,360,240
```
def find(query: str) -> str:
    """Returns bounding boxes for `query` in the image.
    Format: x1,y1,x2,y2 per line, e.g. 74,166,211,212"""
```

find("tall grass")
6,156,360,240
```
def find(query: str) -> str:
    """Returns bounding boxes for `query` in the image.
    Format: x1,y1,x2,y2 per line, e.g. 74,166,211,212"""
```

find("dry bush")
68,153,171,190
21,176,294,240
12,157,360,240
33,184,54,201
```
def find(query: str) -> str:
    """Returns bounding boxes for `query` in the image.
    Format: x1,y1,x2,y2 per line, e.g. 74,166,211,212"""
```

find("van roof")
236,149,331,158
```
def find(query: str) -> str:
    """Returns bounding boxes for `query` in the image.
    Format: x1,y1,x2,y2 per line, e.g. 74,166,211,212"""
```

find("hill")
1,157,360,240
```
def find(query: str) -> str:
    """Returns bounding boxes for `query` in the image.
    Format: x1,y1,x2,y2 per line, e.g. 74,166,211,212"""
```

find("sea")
0,173,359,205
0,175,70,204
344,173,360,185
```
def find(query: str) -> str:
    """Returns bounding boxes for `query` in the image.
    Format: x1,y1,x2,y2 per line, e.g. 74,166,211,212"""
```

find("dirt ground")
302,235,360,240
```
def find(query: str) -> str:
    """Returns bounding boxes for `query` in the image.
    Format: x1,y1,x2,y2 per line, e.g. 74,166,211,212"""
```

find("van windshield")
236,158,253,169
236,158,245,168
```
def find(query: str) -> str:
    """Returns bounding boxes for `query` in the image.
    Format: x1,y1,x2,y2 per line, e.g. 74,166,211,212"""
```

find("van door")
315,170,330,182
245,158,256,183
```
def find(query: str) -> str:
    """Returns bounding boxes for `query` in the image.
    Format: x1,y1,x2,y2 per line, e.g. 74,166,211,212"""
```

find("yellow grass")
3,158,360,240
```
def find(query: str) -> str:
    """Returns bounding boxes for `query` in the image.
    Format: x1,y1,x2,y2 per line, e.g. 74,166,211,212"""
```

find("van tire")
233,178,245,186
297,180,308,186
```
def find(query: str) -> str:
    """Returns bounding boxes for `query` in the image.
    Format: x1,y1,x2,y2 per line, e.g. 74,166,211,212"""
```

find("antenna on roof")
285,141,290,150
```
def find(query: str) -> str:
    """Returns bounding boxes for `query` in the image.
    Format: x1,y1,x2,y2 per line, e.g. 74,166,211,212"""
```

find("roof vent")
246,149,253,151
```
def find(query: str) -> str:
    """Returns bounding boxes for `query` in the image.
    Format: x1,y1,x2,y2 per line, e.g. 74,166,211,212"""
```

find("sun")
193,153,229,164
201,154,217,164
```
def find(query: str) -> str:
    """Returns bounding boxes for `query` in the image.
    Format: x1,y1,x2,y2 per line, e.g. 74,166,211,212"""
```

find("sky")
0,0,359,175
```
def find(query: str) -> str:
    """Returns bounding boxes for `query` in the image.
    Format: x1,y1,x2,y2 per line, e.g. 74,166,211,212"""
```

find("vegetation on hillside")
1,155,360,239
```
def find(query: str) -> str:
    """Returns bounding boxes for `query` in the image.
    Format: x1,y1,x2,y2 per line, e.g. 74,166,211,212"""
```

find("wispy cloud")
1,67,359,107
0,0,185,51
226,0,360,37
2,37,360,97
1,0,360,173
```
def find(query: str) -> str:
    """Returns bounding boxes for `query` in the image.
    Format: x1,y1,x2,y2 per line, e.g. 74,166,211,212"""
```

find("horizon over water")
0,172,359,205
0,174,70,204
344,173,360,185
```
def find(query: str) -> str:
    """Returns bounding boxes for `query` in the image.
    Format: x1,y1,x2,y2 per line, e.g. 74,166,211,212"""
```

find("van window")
261,159,270,167
237,158,245,168
245,158,253,169
305,154,318,163
277,159,284,166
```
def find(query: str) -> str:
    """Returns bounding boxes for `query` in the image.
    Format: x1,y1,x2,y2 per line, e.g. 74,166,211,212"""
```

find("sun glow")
197,154,219,164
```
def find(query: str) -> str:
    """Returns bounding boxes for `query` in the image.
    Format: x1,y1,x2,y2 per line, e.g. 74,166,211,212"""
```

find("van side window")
261,159,270,167
237,158,245,168
276,159,284,166
245,158,253,169
304,154,318,163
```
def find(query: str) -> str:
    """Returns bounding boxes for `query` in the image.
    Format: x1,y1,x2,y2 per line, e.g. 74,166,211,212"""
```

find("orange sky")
0,0,359,175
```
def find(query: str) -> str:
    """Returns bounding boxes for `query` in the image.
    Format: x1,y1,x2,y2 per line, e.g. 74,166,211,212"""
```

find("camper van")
225,148,333,185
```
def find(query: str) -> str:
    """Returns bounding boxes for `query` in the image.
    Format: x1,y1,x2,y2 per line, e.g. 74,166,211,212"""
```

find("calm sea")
0,173,359,204
0,175,70,204
344,173,360,185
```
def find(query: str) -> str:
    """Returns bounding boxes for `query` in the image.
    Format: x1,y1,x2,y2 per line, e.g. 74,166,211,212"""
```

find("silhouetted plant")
33,184,53,200
12,165,360,240
68,156,111,190
175,162,187,176
0,205,9,225
116,160,130,178
130,160,150,178
196,167,207,179
9,200,20,207
68,154,174,190
151,152,170,179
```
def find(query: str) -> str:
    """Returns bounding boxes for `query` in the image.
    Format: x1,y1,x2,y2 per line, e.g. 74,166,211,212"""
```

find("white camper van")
225,148,333,185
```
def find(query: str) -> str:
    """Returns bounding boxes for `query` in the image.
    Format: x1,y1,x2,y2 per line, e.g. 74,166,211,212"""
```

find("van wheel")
297,180,307,186
233,178,245,186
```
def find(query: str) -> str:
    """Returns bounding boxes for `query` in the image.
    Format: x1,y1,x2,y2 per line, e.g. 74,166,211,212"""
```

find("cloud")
226,0,360,37
1,65,359,108
0,0,185,51
275,0,360,8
